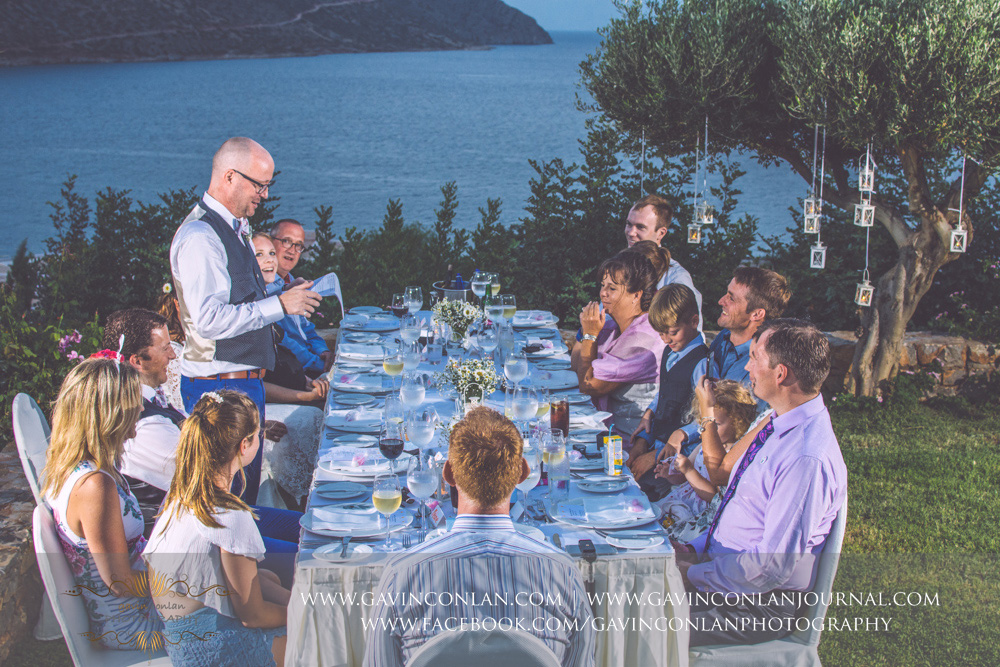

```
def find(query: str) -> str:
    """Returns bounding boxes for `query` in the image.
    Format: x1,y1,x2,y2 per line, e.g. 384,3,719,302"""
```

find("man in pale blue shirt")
363,407,595,667
269,218,333,377
675,320,847,646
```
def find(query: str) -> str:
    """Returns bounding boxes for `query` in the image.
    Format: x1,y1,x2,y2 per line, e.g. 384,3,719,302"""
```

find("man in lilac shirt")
675,319,847,646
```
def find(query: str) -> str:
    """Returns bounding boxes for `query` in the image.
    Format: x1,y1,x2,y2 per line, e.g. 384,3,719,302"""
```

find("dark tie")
704,416,774,550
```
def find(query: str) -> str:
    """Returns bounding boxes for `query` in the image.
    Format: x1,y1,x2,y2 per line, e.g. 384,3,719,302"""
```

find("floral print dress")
46,460,162,650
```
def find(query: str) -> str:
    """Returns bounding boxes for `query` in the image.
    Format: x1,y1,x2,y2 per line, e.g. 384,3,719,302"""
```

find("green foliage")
6,239,37,317
0,284,102,446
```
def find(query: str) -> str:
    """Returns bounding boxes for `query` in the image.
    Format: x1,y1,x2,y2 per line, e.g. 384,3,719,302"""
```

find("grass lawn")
7,392,999,666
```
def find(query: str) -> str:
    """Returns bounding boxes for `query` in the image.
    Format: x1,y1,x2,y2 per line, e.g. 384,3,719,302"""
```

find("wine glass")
471,277,490,303
399,373,426,411
383,394,404,427
485,297,505,326
400,314,421,345
404,286,422,314
516,446,542,526
401,341,421,372
504,346,529,388
477,321,499,363
513,385,540,434
501,294,517,324
382,344,404,390
536,388,551,420
373,473,403,551
407,454,440,530
379,420,405,475
390,293,409,319
488,272,501,296
406,407,439,450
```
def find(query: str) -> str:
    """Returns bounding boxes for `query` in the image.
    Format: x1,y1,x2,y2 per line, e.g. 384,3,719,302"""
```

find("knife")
339,536,352,558
552,532,563,549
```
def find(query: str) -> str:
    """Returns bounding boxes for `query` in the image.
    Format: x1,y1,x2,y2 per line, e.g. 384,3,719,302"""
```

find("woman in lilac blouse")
571,251,666,437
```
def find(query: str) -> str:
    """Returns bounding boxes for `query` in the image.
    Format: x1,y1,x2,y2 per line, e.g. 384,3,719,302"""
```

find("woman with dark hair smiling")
571,250,666,437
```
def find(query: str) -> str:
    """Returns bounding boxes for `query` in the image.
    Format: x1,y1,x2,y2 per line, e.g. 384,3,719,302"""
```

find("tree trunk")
850,222,951,396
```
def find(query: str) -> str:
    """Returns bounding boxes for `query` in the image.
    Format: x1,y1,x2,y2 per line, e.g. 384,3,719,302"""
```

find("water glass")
407,455,440,530
504,347,529,387
401,341,421,372
399,372,426,410
513,385,540,428
406,407,438,449
404,286,422,314
477,321,499,361
515,446,542,526
400,314,421,345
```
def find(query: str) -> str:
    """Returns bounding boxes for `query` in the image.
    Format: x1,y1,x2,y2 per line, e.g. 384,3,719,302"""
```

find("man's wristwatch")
581,333,598,342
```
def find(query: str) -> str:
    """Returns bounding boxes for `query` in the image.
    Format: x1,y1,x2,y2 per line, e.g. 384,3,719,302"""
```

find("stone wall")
0,446,44,663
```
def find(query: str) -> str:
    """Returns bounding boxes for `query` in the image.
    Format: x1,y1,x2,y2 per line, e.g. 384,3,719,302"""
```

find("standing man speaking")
170,136,320,503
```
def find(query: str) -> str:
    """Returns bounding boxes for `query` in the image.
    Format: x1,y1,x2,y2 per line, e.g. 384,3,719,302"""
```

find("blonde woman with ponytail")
144,390,288,667
42,355,161,649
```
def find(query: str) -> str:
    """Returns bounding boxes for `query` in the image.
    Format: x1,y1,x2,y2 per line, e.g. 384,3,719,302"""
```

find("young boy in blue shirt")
626,284,707,500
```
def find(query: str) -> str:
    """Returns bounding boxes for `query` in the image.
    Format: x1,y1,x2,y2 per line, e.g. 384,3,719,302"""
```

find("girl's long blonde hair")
42,358,142,498
161,390,260,529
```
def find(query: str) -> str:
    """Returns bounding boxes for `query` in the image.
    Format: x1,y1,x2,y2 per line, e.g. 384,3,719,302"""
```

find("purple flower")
877,396,883,403
66,350,82,361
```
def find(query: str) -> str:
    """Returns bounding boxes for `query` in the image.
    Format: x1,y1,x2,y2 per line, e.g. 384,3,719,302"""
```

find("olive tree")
581,0,999,395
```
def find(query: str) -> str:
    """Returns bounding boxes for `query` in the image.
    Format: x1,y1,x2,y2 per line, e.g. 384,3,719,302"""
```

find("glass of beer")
550,398,569,436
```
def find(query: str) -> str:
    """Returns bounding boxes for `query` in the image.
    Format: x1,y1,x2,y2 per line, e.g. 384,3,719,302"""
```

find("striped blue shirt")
362,514,595,667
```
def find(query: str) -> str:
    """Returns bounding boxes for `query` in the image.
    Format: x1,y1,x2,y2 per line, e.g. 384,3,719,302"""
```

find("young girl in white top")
654,380,758,542
144,390,289,667
42,355,161,650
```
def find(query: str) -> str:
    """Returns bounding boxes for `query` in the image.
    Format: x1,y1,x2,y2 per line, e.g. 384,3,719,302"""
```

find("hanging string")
817,124,827,247
862,143,872,283
702,115,709,202
639,128,646,195
810,124,819,196
957,153,966,223
691,130,700,220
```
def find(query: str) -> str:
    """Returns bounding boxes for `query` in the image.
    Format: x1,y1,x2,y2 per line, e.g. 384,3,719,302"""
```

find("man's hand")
307,377,329,400
695,375,717,418
278,280,321,317
630,410,653,444
665,429,686,457
320,350,334,372
579,302,606,337
263,420,288,441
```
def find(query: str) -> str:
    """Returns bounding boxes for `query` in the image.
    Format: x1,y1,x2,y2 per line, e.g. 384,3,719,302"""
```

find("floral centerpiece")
436,357,500,404
432,298,481,341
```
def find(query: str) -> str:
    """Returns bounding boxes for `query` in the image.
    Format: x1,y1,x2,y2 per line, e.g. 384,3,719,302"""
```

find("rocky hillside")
0,0,552,66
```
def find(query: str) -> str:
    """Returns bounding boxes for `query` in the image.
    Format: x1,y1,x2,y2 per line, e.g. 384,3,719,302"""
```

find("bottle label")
604,435,623,475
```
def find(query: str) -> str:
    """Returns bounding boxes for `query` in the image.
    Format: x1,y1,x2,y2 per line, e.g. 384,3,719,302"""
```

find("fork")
402,533,412,549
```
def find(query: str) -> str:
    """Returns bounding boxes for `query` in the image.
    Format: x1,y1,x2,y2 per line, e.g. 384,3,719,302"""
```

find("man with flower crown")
169,137,321,503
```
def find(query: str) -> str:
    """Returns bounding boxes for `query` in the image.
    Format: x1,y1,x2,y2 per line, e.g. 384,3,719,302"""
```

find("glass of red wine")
379,420,405,474
390,293,409,319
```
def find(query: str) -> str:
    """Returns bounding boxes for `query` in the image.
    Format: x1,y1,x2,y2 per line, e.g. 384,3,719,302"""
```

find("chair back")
405,628,562,667
32,505,170,666
792,495,848,646
13,393,51,505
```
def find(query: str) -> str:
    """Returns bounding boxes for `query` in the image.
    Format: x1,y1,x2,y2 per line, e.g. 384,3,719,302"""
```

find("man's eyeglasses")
272,236,308,254
233,169,275,195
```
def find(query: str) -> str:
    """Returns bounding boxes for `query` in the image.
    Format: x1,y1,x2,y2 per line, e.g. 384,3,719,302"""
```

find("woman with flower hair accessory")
42,357,162,649
145,389,289,666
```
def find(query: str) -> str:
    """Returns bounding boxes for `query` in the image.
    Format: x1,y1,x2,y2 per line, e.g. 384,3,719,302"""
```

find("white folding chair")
13,392,51,505
32,505,172,666
405,628,562,667
689,497,848,667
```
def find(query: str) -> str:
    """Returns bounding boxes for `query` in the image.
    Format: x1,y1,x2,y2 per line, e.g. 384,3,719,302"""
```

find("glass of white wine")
382,344,404,390
373,473,403,551
488,272,501,296
500,294,517,325
536,389,551,420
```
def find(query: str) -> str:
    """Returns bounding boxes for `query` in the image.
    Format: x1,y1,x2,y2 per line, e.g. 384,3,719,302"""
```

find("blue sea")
0,31,802,267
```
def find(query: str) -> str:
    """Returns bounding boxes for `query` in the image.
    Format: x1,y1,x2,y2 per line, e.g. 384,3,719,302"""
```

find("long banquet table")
285,309,690,666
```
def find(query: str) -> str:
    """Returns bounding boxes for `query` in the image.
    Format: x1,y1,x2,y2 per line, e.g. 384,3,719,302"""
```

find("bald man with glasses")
169,137,321,503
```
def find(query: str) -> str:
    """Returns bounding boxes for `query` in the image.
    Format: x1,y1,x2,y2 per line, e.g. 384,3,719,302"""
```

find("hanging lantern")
950,228,967,253
859,167,875,193
854,203,875,227
804,214,821,234
804,196,821,217
854,280,874,307
695,201,715,226
810,242,827,269
687,224,703,244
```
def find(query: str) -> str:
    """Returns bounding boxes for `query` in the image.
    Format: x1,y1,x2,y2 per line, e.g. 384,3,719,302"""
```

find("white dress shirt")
170,192,284,376
120,384,181,491
658,258,704,332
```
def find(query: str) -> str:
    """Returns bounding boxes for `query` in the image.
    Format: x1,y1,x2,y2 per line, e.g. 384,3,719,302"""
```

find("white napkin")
311,505,381,530
581,496,655,524
331,373,385,391
338,343,383,360
570,411,613,430
527,337,555,349
327,407,382,423
341,315,370,329
320,447,385,464
513,310,552,325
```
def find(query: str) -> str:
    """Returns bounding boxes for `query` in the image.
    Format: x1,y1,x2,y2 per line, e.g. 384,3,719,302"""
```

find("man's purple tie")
704,416,774,550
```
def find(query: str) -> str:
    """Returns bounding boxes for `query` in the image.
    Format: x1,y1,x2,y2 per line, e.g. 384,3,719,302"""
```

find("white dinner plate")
314,481,368,501
603,531,664,550
329,434,378,448
559,392,592,405
319,453,413,477
331,394,378,407
577,477,629,494
544,498,663,530
324,415,382,433
570,457,606,472
532,370,578,392
425,523,545,542
350,306,385,315
535,359,571,371
300,509,413,538
512,311,559,328
312,543,375,562
343,331,381,344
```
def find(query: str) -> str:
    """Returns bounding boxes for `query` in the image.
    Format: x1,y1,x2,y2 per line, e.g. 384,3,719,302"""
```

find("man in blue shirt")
270,218,333,377
644,266,790,463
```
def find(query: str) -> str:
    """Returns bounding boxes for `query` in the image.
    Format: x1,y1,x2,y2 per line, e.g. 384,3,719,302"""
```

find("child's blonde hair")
42,358,142,497
161,390,260,529
688,379,757,441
